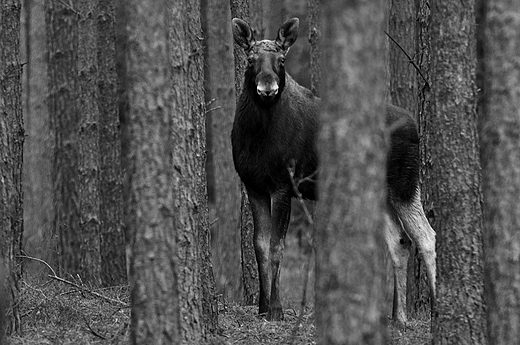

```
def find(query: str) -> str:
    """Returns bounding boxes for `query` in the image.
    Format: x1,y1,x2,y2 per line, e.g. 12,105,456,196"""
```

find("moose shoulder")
230,17,436,324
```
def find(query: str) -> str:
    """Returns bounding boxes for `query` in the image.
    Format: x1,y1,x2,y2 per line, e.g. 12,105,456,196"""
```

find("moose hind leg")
247,188,272,315
267,191,291,321
393,188,436,301
384,210,411,325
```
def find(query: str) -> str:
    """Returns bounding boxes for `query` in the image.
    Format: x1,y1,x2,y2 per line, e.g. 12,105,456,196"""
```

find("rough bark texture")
46,0,81,277
76,0,102,286
170,0,209,342
0,0,24,336
316,0,387,344
97,0,126,286
127,0,180,343
230,0,254,305
413,0,435,319
308,0,320,96
203,0,242,305
430,1,487,344
21,0,54,274
480,1,520,344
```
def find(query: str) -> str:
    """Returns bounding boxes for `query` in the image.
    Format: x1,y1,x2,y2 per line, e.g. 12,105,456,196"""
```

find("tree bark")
21,0,54,275
430,1,487,344
480,1,520,343
203,0,242,305
46,0,81,278
230,0,254,305
0,0,24,336
170,0,209,341
127,0,180,343
308,0,320,96
97,0,126,286
76,0,102,286
316,0,387,343
414,0,435,319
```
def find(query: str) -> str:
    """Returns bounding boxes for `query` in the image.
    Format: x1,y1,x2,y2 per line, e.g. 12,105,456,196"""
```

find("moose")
231,17,436,324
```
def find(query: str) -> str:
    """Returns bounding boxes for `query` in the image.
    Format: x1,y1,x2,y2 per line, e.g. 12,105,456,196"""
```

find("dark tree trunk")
76,0,102,286
430,1,487,343
46,0,81,278
127,0,180,343
170,0,209,342
480,1,520,343
97,0,126,286
316,0,387,343
203,0,242,305
0,0,24,336
230,0,254,305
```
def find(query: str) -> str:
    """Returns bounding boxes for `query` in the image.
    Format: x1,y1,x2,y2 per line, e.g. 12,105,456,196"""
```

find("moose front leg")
247,188,272,315
268,191,292,321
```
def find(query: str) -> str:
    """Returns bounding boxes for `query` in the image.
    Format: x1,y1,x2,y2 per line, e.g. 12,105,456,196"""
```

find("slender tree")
46,0,82,278
430,1,487,343
22,0,54,273
480,0,520,343
230,0,253,304
316,0,387,343
126,0,180,342
203,0,242,305
76,0,102,285
97,0,126,286
308,0,320,96
170,0,210,341
0,0,24,336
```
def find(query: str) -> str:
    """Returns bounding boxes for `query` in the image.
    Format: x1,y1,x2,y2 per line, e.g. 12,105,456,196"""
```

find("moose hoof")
267,307,284,321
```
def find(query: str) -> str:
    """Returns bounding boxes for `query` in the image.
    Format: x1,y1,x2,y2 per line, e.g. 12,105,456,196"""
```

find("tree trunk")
430,1,487,344
170,0,209,341
76,0,102,286
230,0,254,305
413,0,435,319
97,0,126,286
316,0,387,344
0,0,24,336
126,0,180,343
46,0,81,278
480,1,520,343
21,0,54,275
203,0,242,305
308,0,320,96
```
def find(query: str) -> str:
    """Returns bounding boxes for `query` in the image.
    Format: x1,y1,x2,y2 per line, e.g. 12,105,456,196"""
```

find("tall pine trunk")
316,0,387,343
127,0,180,343
97,0,126,286
430,1,487,343
0,0,24,336
480,0,520,343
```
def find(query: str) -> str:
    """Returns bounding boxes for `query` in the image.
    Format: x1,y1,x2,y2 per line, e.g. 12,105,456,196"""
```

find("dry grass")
8,206,430,344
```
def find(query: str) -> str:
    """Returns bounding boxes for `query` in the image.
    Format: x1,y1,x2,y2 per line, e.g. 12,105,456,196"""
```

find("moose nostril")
257,84,279,97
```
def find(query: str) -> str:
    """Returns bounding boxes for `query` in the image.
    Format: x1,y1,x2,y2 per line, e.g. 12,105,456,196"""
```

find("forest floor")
8,216,431,345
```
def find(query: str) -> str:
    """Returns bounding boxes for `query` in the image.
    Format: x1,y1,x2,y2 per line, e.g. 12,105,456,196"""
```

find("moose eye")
247,56,255,64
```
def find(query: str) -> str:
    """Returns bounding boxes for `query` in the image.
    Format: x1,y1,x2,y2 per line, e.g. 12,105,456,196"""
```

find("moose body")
231,17,436,323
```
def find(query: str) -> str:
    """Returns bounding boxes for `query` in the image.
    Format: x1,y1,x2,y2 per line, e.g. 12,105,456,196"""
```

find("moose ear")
276,18,299,50
232,18,255,50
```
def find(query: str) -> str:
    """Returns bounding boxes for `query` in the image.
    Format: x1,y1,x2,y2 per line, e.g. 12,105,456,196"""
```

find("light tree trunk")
127,0,180,343
430,1,487,343
480,0,520,343
170,0,209,341
0,0,24,336
316,0,387,343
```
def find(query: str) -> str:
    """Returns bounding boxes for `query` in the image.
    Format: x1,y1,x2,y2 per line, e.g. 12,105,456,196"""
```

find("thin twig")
18,254,129,308
83,315,107,340
384,30,429,88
